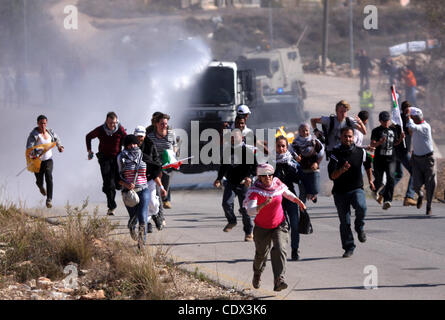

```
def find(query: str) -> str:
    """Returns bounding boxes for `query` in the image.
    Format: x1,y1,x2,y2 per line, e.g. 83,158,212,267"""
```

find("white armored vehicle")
237,46,308,128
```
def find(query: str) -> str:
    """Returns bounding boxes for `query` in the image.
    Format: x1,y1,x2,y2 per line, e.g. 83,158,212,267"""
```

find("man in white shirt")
311,100,367,159
406,107,436,216
26,115,64,208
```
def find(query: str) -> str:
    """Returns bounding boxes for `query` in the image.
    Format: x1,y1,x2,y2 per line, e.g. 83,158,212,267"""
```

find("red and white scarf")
243,177,288,208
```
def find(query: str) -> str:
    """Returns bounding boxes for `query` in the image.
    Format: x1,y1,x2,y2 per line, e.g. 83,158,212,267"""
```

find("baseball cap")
410,107,423,118
237,105,251,115
134,125,146,136
379,111,391,122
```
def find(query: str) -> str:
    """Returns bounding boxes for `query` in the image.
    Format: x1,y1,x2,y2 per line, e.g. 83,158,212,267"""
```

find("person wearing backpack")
310,100,367,160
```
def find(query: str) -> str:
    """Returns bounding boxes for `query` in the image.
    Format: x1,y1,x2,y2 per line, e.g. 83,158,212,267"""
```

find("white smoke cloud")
0,3,212,209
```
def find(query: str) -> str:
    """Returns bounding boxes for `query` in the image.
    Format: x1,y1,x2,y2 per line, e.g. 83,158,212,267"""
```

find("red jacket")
86,124,127,158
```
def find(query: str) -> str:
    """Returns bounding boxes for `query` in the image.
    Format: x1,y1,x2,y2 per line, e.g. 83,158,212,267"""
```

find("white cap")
134,125,146,136
237,104,251,115
410,107,423,118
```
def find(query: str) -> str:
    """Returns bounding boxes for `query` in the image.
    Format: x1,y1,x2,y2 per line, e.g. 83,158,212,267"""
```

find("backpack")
321,115,352,159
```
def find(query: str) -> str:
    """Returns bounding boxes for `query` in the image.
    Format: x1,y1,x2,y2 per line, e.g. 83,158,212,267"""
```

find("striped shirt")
117,149,148,189
148,129,176,155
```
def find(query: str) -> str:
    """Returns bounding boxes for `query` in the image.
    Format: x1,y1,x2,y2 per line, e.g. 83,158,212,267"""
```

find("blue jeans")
126,187,151,241
282,198,300,250
222,180,253,235
333,188,367,251
387,151,415,199
298,171,320,204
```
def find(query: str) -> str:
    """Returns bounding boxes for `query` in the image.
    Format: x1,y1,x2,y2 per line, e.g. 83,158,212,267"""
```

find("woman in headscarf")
118,134,153,249
243,164,306,292
274,136,303,261
291,123,324,204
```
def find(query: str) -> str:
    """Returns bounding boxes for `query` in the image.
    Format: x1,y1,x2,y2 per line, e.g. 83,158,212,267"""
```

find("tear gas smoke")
0,3,211,208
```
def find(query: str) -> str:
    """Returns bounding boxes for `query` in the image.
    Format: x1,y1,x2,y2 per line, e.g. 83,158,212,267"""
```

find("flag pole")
391,85,406,149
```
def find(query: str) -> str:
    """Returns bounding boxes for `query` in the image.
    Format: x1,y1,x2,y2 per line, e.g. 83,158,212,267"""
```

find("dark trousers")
360,72,369,90
35,159,53,200
222,180,253,235
333,188,367,251
97,155,120,210
373,157,396,203
411,154,436,210
161,171,171,202
380,151,415,199
282,198,300,250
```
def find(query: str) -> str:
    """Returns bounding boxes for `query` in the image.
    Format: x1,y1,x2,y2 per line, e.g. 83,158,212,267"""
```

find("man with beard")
328,127,374,258
86,112,127,216
214,129,257,242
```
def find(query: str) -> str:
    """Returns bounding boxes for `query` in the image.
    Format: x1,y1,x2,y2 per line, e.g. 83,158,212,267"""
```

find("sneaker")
376,194,384,205
252,273,261,289
163,201,171,209
46,199,52,209
312,196,318,204
129,226,138,241
137,225,146,250
38,185,46,196
358,231,367,243
342,249,354,258
244,233,254,242
152,215,163,231
107,208,115,216
426,207,432,216
147,222,153,234
417,193,424,209
223,222,237,232
382,201,391,210
291,249,300,261
403,197,417,206
273,278,288,292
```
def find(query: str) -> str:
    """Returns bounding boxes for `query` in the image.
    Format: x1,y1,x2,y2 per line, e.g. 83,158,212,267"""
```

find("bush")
0,200,115,283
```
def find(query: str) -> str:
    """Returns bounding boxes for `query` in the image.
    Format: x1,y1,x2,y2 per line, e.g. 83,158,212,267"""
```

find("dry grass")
0,200,251,300
0,200,168,298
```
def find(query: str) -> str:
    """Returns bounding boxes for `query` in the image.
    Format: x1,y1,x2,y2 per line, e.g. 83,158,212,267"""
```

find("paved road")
30,189,445,300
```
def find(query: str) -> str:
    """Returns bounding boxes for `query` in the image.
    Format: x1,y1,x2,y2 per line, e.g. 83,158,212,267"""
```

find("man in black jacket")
328,127,374,258
214,130,257,241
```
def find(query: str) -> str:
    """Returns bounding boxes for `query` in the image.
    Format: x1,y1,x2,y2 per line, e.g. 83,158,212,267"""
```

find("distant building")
178,0,321,9
179,0,261,9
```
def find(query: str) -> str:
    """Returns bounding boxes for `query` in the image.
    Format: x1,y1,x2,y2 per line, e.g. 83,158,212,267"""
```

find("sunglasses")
260,174,273,177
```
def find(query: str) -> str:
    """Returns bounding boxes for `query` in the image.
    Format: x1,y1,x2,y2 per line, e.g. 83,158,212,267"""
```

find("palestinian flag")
161,149,192,170
391,86,403,128
366,151,375,163
25,142,57,173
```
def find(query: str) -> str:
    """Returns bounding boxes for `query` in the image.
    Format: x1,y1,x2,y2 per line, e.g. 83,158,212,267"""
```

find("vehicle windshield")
190,67,235,105
241,58,271,77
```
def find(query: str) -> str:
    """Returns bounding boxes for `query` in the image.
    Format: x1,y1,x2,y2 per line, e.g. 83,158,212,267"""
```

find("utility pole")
23,0,28,70
349,0,354,70
321,0,329,72
268,2,274,50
